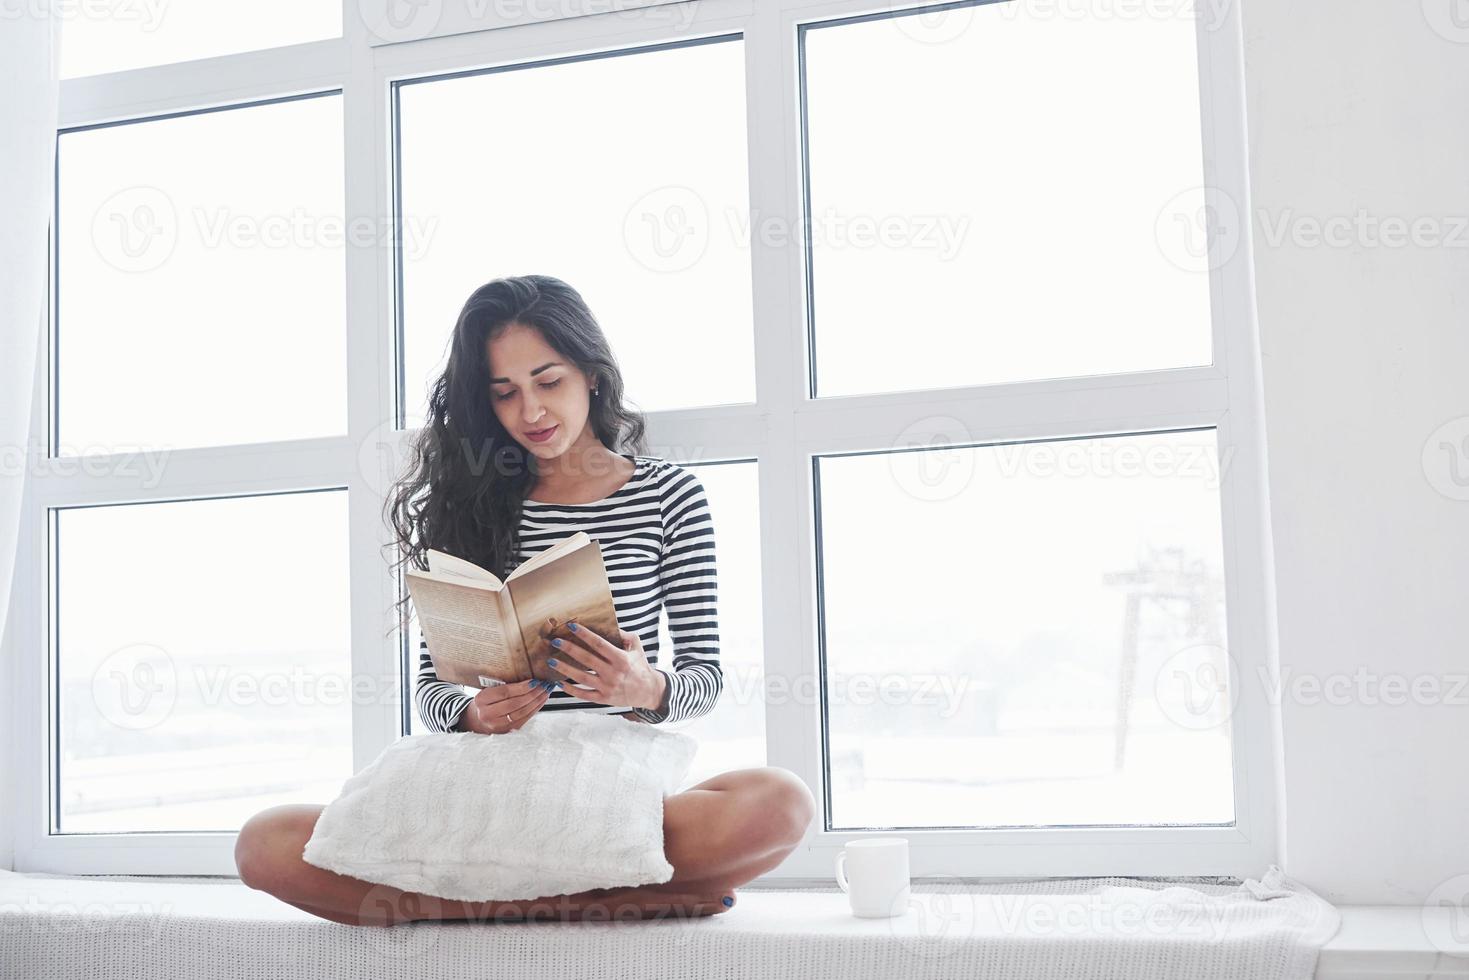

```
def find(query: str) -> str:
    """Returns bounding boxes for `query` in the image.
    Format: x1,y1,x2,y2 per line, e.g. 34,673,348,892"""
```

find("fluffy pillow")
301,711,697,902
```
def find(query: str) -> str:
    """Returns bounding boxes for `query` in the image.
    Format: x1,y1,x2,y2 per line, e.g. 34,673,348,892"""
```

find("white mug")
834,838,910,918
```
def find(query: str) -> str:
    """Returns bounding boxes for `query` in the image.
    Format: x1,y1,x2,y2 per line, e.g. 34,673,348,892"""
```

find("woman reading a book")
234,274,815,926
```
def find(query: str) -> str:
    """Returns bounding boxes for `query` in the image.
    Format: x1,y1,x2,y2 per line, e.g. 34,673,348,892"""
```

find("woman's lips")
526,424,558,443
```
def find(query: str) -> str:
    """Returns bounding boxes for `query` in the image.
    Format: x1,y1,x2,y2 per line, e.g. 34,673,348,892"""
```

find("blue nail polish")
568,622,579,632
551,638,563,648
529,679,541,689
722,896,733,907
547,658,558,667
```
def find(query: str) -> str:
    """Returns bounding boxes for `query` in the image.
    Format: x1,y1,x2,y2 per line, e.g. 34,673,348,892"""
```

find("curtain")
0,5,58,871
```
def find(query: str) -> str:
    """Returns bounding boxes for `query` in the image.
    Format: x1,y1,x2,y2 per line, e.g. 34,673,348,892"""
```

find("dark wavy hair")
383,274,648,633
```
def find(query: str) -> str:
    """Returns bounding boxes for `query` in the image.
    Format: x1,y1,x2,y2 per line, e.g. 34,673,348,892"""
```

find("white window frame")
9,0,1277,879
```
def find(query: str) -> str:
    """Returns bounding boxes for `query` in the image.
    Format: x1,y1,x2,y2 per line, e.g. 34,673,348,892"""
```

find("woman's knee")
741,767,817,850
234,804,320,892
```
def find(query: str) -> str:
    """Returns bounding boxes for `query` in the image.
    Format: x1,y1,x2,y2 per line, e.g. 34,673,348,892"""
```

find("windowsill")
1316,906,1469,978
2,871,1465,978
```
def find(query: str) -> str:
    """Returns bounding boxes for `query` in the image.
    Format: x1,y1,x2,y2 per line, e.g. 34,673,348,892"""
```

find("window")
56,94,346,454
395,37,755,421
55,491,353,833
18,0,1273,879
802,5,1213,396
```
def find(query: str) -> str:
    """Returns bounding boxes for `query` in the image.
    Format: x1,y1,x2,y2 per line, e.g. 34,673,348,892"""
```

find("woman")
233,274,815,927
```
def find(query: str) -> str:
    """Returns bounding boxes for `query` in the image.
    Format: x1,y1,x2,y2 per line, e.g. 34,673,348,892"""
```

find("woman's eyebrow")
490,361,563,383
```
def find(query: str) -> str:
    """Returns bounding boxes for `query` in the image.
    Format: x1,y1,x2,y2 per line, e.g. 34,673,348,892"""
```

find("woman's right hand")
460,679,551,735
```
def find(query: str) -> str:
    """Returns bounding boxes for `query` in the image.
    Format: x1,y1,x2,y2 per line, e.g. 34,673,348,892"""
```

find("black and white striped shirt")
415,453,722,732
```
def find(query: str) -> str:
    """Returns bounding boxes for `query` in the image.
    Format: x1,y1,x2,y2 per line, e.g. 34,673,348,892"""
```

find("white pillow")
301,711,697,902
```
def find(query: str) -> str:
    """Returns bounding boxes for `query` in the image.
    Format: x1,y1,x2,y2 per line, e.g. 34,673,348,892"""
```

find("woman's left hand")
547,622,666,711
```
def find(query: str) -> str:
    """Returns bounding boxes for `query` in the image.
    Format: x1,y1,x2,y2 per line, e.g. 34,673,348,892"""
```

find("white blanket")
0,866,1340,980
301,711,697,902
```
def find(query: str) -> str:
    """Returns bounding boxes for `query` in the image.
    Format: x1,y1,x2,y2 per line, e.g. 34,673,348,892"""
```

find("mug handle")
834,850,849,893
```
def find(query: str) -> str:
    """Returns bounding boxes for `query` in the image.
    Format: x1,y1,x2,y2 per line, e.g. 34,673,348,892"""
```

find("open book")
405,532,620,689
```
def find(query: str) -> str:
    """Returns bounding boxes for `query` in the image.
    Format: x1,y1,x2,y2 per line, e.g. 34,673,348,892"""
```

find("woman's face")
486,322,594,461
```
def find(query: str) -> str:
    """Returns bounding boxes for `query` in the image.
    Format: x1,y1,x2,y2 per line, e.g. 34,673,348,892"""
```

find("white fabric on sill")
301,711,697,902
0,866,1339,980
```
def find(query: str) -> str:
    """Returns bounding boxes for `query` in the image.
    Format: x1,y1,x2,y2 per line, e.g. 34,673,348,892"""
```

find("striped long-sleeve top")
415,453,722,732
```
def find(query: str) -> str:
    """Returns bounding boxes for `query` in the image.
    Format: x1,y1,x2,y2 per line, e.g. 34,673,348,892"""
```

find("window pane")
662,461,765,785
818,429,1233,829
57,95,346,454
59,0,341,78
397,40,754,420
56,491,354,833
804,2,1214,397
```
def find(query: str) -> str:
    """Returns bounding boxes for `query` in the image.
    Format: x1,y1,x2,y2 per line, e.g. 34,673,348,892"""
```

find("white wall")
1242,0,1469,904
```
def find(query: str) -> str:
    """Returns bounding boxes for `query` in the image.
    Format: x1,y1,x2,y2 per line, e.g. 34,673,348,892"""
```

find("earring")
592,387,600,396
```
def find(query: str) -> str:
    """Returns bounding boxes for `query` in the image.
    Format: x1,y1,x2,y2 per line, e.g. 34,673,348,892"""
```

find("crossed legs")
234,766,816,927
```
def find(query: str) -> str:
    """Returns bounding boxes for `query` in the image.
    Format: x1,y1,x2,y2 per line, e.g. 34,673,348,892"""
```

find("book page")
427,548,504,586
505,536,620,684
405,572,528,687
506,531,588,581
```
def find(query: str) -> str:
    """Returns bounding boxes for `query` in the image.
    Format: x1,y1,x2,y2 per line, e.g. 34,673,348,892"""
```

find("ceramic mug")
834,837,910,918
